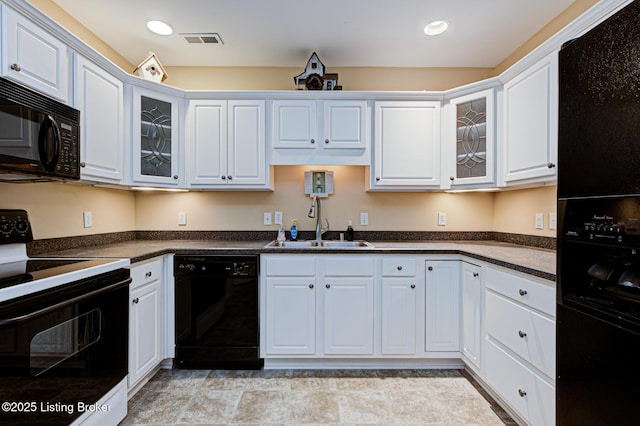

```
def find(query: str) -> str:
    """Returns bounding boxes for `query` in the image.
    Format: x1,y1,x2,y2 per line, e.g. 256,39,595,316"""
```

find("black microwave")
0,77,80,181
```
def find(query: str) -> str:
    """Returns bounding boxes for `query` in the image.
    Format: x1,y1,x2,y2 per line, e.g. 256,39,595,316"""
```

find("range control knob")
15,219,29,234
0,220,13,234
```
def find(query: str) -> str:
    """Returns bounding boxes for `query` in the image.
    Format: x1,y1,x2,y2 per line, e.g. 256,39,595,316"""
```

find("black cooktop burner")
0,259,116,289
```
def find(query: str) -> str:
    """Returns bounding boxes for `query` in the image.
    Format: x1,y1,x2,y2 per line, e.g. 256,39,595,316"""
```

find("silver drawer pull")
518,289,528,296
132,298,139,304
397,266,403,271
473,272,479,277
518,330,527,338
518,389,527,398
309,284,314,289
410,284,415,289
145,271,152,278
325,284,330,289
10,63,21,72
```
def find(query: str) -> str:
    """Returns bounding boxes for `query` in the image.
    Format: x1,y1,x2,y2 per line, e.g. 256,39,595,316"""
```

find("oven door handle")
0,277,132,326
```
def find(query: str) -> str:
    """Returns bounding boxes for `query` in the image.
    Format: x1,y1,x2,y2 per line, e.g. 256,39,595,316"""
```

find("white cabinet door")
444,89,495,188
265,277,316,355
2,6,69,102
502,51,558,185
322,100,367,149
75,55,124,183
461,262,482,371
272,100,317,149
188,100,227,185
381,277,417,355
425,260,460,351
372,101,441,189
131,87,182,186
323,277,374,355
227,100,266,185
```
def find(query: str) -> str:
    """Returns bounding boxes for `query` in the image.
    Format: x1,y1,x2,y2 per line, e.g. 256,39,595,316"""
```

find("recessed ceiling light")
424,20,449,36
146,20,173,36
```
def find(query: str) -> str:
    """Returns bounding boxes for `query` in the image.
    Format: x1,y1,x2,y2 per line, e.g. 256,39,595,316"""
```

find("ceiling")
49,0,576,68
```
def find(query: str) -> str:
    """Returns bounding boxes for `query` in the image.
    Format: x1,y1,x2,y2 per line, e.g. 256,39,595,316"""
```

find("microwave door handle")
38,115,61,172
0,277,131,327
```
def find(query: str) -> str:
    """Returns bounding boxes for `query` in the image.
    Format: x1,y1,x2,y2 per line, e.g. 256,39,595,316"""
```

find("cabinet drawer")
382,258,416,276
485,267,555,316
265,256,316,276
129,258,163,289
486,291,555,378
485,340,555,426
324,256,374,276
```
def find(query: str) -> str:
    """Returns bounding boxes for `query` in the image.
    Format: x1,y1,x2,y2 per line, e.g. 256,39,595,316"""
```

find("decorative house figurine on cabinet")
294,52,341,90
133,52,168,83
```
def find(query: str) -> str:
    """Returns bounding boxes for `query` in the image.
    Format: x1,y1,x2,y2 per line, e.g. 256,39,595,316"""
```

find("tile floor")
122,369,516,425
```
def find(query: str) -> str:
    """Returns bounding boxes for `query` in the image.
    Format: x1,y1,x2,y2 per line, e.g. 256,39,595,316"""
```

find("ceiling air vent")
181,33,224,44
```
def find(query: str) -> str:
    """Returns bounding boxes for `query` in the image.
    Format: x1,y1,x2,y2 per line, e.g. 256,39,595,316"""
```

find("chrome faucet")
308,195,329,241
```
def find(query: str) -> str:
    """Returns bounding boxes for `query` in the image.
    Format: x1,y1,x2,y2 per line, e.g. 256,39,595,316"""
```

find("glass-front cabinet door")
444,88,495,188
131,87,182,186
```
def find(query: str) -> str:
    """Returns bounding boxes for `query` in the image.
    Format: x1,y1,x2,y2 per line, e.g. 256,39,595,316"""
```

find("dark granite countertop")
36,239,556,281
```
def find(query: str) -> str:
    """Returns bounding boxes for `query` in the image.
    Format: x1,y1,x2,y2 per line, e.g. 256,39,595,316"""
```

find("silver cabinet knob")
309,284,314,289
473,272,479,277
145,271,152,278
519,289,528,296
80,162,86,168
227,176,232,180
132,297,139,304
450,176,455,181
518,389,527,397
428,266,433,271
10,63,21,72
376,177,381,181
173,175,179,179
325,139,329,144
310,139,315,144
410,284,416,289
518,330,527,338
222,176,226,180
397,266,403,271
325,284,330,289
547,162,556,168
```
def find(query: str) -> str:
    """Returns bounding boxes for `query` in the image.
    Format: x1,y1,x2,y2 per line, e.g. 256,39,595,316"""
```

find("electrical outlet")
549,212,557,230
535,213,544,230
178,212,187,226
360,212,369,226
263,212,272,226
438,212,446,226
83,211,92,228
274,211,283,225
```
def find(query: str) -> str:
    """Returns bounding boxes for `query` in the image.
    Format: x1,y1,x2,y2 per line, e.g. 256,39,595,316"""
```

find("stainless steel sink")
265,240,373,248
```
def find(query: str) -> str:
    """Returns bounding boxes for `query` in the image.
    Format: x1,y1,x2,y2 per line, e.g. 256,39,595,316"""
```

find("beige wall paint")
0,182,135,239
493,186,557,237
164,66,493,91
135,166,494,232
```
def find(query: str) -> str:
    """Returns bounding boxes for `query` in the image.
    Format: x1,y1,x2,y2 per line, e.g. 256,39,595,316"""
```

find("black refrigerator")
557,1,640,424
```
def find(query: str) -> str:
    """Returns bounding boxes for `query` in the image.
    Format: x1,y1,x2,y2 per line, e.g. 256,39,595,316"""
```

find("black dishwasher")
174,255,262,369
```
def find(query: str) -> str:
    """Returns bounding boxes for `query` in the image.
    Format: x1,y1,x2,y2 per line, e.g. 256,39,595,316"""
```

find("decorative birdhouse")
133,52,168,83
293,52,341,90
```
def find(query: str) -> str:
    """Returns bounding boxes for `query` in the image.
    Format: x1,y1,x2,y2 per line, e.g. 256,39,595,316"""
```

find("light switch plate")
438,212,446,226
274,211,283,225
535,213,544,230
178,212,187,226
263,212,272,226
360,212,369,226
549,212,557,230
83,211,92,228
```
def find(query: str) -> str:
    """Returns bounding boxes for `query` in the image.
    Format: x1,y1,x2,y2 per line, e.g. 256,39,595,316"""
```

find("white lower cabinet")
381,257,418,355
483,266,556,425
425,260,460,352
128,257,164,389
461,261,482,372
265,277,316,355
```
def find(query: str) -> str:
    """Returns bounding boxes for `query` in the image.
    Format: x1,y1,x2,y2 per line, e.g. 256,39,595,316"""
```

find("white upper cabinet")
443,88,496,189
187,99,269,189
371,101,441,190
271,99,369,165
2,5,69,103
129,86,183,186
500,51,558,186
75,54,124,183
